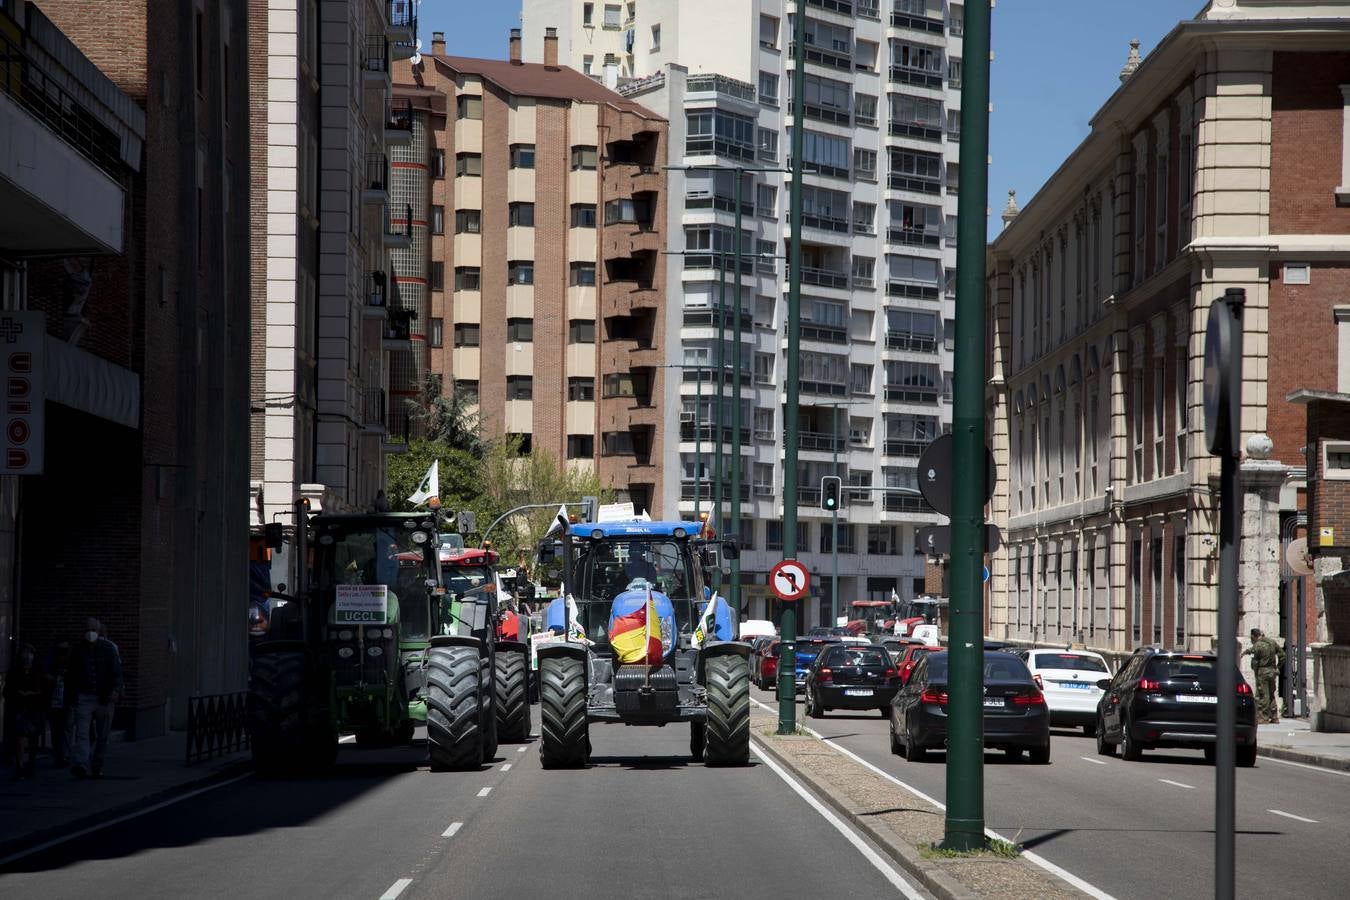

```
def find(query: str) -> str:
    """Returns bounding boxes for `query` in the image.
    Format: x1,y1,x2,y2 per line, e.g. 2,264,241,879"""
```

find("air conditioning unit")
679,412,696,424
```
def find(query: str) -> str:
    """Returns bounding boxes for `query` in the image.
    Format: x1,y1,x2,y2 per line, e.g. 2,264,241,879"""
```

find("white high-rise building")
523,0,963,628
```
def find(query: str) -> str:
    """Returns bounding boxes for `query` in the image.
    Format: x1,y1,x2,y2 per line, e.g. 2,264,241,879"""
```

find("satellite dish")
1285,537,1313,576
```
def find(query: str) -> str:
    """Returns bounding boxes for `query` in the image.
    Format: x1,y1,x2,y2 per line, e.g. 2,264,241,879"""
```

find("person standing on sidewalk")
68,618,122,778
3,644,44,778
1244,627,1284,724
45,641,73,766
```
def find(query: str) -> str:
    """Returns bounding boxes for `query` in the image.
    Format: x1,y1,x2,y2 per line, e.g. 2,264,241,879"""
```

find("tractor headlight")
367,645,384,657
367,628,383,640
382,628,394,639
337,629,354,641
337,647,355,659
673,527,687,539
591,529,604,540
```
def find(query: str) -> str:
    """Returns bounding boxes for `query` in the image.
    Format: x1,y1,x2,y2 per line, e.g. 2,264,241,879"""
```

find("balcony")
681,482,751,502
806,0,853,13
800,380,848,398
801,210,849,234
890,10,945,35
889,121,943,144
679,422,752,446
385,99,413,144
685,73,756,104
887,173,942,196
886,281,940,301
797,486,823,506
889,66,943,91
383,305,416,349
801,267,849,290
685,135,755,163
361,388,387,434
798,431,846,453
364,271,389,317
364,153,389,203
857,0,881,19
884,333,937,352
385,203,413,249
802,102,850,127
882,439,926,457
363,36,390,78
789,42,852,72
883,385,939,404
387,0,417,58
797,322,848,345
683,192,754,217
682,308,753,332
883,492,929,513
887,227,940,249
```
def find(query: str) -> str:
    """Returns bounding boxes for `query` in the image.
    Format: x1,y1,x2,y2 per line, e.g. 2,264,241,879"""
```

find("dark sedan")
793,637,839,692
804,644,899,717
889,651,1051,763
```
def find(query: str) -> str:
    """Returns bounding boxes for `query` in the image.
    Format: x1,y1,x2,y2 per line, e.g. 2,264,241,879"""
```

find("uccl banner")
3,311,45,475
336,584,389,624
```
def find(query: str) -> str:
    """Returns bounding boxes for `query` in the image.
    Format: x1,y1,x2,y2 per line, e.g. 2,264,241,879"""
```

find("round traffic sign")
1203,294,1241,456
769,559,810,601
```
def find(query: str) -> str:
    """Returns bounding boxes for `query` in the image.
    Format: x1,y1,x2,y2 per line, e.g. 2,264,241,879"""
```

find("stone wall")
1311,643,1350,732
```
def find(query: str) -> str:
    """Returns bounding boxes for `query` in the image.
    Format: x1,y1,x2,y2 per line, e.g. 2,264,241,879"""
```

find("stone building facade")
985,1,1350,676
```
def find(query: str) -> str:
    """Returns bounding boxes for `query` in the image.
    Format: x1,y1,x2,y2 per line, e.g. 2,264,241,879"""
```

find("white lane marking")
0,771,253,868
339,735,356,743
379,878,413,900
517,746,527,753
442,821,464,838
1158,779,1195,790
751,698,1117,900
1080,756,1109,766
749,740,926,900
1261,755,1350,778
477,786,492,797
501,763,512,772
1268,809,1318,824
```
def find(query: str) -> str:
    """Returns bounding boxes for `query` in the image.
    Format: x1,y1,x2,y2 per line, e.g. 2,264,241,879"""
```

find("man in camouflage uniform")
1244,627,1284,724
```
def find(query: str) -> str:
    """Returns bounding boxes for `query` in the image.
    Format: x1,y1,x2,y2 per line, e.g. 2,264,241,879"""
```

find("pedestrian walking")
4,644,45,778
1243,627,1284,724
68,618,123,778
46,641,73,765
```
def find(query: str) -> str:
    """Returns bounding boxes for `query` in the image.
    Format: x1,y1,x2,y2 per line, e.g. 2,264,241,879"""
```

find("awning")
45,334,139,428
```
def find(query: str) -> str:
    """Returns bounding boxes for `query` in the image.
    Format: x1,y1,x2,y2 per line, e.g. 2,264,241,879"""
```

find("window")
455,210,480,234
508,203,535,227
759,14,779,49
456,94,483,120
756,183,778,218
759,71,779,106
429,318,443,348
1087,391,1100,495
603,372,650,398
650,24,661,50
1131,539,1143,642
800,72,852,119
852,203,876,235
754,352,773,385
766,520,784,552
507,317,534,342
853,148,877,182
570,262,596,286
568,378,595,401
510,144,535,169
1131,370,1144,481
756,239,776,274
431,205,445,234
570,204,597,228
571,145,598,170
1133,146,1147,284
453,323,480,347
454,267,481,291
887,255,939,285
459,380,480,403
947,57,962,88
429,261,444,292
603,4,621,28
508,261,534,285
855,39,879,72
850,363,873,395
1153,358,1165,477
686,110,756,160
582,55,594,75
796,129,850,177
1155,147,1169,269
867,525,896,555
195,11,204,93
455,153,482,176
583,2,594,26
605,197,651,225
568,435,595,458
851,255,875,286
506,376,533,401
753,408,775,440
892,40,943,78
568,319,596,343
1179,131,1194,240
1176,343,1187,471
603,432,636,456
885,309,937,348
800,350,850,386
889,148,942,192
804,18,853,60
1151,536,1163,643
432,149,445,178
854,93,877,127
757,128,779,162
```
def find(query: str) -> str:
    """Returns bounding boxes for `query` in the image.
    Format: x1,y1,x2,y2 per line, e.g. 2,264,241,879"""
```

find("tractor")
534,518,751,768
246,506,529,773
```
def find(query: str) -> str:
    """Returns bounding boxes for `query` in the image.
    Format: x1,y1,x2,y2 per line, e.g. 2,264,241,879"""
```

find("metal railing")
388,204,413,239
799,322,848,344
884,333,937,352
789,42,852,71
888,173,942,195
889,121,943,143
682,309,753,330
801,210,850,233
0,12,124,179
798,486,823,505
807,0,853,13
362,388,387,427
364,36,389,73
366,271,387,307
681,482,751,501
386,98,413,133
798,431,846,452
685,73,756,102
680,422,752,445
883,493,929,513
887,227,941,248
385,305,415,341
882,438,927,457
886,281,940,301
802,102,850,126
891,10,945,34
685,135,756,161
883,386,939,404
388,0,416,29
888,66,943,90
858,0,881,20
802,267,849,289
185,692,249,764
684,194,755,216
366,153,389,191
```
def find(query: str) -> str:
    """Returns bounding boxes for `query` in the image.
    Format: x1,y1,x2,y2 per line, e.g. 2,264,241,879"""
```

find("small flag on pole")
407,459,439,506
543,503,570,539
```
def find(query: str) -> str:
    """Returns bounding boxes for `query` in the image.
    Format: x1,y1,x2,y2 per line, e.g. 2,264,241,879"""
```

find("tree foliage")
407,374,485,456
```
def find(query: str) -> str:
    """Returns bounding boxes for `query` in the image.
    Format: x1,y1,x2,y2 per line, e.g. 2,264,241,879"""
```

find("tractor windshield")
575,538,696,644
318,524,435,641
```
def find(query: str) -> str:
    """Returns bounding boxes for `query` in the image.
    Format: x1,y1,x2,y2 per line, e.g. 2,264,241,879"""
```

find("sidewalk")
0,732,249,862
1257,717,1350,772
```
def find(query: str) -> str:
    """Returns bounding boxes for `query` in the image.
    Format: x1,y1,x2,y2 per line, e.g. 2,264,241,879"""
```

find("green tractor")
247,507,529,773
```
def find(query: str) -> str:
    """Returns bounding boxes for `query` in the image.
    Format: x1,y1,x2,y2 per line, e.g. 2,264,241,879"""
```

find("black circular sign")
1204,299,1237,455
917,434,996,517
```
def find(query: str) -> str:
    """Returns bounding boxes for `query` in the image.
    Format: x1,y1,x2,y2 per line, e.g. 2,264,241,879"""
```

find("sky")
417,0,1200,239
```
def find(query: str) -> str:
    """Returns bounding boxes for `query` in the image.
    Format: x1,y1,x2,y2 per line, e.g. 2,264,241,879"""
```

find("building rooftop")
428,54,665,122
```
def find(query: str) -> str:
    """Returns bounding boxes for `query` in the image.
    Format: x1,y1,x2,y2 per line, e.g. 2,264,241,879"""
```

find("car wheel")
1120,718,1142,761
1236,744,1258,768
906,726,927,762
1005,746,1025,761
1082,722,1095,737
806,689,822,719
1029,743,1051,765
879,706,889,718
889,717,902,756
1203,745,1216,765
1095,715,1115,757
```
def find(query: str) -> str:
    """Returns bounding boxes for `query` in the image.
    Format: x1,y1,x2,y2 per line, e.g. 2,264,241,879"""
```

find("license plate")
1177,694,1217,703
1057,681,1092,690
844,688,873,697
983,698,1005,708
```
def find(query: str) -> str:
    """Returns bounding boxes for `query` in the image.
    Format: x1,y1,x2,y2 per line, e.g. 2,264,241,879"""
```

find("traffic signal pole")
777,4,807,736
942,0,992,852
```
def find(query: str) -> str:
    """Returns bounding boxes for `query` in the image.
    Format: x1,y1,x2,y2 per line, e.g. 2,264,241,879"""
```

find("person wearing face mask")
4,644,44,778
67,618,122,778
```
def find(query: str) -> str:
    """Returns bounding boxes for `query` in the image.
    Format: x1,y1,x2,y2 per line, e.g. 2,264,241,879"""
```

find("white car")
1017,648,1112,734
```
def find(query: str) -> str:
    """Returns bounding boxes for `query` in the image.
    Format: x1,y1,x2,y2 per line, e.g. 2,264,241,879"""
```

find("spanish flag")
611,591,663,665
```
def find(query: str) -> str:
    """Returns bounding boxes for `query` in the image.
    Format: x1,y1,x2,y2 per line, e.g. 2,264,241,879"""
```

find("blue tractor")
537,519,751,767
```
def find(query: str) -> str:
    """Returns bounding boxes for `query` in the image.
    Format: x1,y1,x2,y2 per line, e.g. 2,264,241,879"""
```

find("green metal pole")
731,171,744,623
942,0,992,852
777,4,807,735
832,403,839,627
713,256,727,592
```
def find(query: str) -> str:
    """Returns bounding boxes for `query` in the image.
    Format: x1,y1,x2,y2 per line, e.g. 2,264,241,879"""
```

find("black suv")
1095,647,1257,765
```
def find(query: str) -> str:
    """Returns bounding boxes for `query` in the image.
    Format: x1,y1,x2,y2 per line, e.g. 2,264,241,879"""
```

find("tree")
385,440,481,514
407,374,485,456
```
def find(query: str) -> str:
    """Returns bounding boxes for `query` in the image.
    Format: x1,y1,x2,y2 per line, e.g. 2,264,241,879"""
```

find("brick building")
391,28,669,512
1,0,250,737
985,1,1350,675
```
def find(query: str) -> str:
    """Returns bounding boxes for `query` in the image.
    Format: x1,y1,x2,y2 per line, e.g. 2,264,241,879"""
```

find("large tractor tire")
480,656,499,762
494,649,532,743
539,655,588,769
704,654,750,767
426,645,485,771
248,649,335,774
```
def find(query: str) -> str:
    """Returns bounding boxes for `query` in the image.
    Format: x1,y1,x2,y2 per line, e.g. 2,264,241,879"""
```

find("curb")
0,757,251,864
1257,744,1350,773
752,732,1006,900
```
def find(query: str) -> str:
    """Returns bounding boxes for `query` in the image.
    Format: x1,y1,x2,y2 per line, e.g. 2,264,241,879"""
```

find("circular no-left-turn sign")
770,559,811,601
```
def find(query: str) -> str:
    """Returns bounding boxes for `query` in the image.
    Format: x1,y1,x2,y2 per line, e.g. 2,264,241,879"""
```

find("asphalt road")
0,721,926,899
752,686,1349,899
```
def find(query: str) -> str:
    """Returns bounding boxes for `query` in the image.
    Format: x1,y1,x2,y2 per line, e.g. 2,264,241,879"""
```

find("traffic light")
821,475,842,512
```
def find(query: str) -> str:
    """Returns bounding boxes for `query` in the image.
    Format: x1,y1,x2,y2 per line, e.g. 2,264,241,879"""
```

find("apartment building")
391,29,669,512
248,0,416,575
1,0,250,735
985,0,1350,662
524,0,965,628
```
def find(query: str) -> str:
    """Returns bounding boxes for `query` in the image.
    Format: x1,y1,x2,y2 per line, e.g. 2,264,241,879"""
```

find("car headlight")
337,647,355,659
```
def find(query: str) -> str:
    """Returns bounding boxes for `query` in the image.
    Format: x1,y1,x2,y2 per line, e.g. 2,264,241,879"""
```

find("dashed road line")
339,735,356,744
477,786,492,798
1268,809,1318,824
379,878,412,900
501,763,512,772
517,746,527,753
1080,756,1109,766
1158,779,1195,790
442,821,463,838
